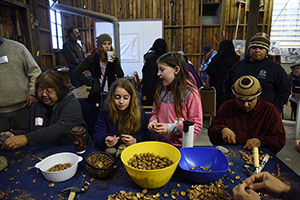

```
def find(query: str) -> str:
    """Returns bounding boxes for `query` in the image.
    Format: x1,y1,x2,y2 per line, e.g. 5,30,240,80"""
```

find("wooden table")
72,85,90,101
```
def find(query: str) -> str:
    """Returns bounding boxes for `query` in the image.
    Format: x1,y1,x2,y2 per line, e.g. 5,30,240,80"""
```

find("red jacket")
208,98,286,154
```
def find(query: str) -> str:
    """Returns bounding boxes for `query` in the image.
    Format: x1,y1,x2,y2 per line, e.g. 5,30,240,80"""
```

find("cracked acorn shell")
0,156,8,171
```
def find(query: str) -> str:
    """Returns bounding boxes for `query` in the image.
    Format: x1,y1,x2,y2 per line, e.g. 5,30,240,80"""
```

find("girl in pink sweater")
148,52,203,146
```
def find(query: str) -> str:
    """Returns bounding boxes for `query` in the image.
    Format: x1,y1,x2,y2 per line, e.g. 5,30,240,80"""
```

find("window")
270,0,300,48
49,0,63,50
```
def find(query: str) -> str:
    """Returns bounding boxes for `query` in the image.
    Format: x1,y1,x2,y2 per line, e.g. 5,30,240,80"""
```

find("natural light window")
49,3,63,50
270,0,300,48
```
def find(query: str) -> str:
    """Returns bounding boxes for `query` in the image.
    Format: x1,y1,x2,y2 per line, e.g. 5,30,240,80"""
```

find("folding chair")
199,86,216,127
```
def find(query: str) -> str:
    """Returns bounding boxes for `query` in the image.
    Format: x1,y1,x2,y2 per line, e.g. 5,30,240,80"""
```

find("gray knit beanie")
96,33,112,48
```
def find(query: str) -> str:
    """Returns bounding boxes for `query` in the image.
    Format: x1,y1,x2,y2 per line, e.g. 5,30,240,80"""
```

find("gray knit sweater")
0,38,41,113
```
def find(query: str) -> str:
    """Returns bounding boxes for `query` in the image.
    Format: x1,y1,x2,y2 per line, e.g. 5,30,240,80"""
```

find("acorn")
0,156,8,171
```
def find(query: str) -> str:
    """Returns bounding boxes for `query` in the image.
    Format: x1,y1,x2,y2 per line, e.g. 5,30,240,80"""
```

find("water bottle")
182,121,194,148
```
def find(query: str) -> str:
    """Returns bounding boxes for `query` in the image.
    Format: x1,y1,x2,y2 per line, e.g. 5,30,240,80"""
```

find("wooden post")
219,0,227,42
171,0,176,51
267,0,274,34
198,0,203,74
246,0,260,55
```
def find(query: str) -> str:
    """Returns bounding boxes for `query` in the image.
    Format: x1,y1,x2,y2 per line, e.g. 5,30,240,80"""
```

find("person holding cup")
0,70,93,151
74,33,124,118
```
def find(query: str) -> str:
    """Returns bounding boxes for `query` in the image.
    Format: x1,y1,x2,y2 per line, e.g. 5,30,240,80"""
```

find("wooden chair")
199,86,216,127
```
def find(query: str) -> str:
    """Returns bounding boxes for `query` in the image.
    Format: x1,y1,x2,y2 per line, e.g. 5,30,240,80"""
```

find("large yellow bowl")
121,141,181,189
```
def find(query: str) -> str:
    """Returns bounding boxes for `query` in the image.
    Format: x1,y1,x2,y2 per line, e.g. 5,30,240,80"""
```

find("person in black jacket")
63,26,85,88
0,70,93,151
141,38,168,106
206,39,239,110
224,32,291,113
74,33,124,118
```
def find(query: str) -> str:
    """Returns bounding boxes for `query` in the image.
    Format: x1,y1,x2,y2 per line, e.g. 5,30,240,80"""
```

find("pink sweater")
150,86,203,146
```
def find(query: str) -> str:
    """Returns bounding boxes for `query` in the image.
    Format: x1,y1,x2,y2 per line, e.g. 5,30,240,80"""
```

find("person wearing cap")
74,33,124,118
63,26,85,88
200,44,217,84
288,63,300,120
208,75,286,154
141,38,168,106
224,32,291,114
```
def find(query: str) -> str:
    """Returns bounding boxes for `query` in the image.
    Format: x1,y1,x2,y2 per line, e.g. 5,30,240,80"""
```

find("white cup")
107,51,114,62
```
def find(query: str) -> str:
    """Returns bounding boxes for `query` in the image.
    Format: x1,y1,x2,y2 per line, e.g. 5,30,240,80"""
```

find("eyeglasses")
37,88,56,95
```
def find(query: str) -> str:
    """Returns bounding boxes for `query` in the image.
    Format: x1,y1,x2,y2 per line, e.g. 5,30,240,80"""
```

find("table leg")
294,98,300,139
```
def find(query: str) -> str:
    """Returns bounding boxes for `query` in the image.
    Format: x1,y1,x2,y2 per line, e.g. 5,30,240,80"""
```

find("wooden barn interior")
0,0,272,73
2,0,300,197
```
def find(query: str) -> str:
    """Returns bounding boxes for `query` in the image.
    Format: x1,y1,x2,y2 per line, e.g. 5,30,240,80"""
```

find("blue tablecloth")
1,145,300,199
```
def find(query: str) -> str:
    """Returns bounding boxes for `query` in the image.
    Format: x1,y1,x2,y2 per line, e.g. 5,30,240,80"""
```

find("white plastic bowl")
35,152,83,182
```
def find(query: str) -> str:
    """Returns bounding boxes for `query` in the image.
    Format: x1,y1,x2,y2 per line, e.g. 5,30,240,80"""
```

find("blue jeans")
68,69,83,88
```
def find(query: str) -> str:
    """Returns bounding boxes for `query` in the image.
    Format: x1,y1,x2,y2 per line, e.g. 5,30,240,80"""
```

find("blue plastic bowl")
179,147,229,184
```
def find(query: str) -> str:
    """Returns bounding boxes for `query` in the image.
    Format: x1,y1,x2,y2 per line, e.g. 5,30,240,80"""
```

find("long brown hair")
105,78,141,135
154,52,195,120
96,44,115,64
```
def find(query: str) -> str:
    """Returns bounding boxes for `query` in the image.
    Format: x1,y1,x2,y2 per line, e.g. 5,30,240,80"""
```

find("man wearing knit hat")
224,32,291,114
208,76,286,154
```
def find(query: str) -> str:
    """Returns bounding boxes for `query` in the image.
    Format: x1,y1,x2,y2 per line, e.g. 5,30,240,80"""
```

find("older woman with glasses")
0,70,93,151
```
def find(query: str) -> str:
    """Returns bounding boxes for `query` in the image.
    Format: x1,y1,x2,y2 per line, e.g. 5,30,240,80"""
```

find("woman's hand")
232,182,260,200
105,135,119,147
148,122,157,132
121,134,137,146
243,172,291,199
1,132,28,151
152,123,168,134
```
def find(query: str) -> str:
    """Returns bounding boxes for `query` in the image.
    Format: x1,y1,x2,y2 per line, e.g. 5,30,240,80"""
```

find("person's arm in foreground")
232,172,291,200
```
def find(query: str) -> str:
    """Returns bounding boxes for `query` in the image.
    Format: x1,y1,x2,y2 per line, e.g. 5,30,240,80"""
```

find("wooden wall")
0,0,273,74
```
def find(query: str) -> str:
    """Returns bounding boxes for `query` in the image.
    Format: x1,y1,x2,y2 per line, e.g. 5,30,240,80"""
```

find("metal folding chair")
199,86,216,127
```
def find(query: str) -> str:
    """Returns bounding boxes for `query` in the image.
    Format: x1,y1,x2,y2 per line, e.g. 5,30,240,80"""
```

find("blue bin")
179,147,229,184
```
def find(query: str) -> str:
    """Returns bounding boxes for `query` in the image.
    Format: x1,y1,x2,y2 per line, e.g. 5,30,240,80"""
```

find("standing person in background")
288,63,300,120
224,32,291,114
63,26,85,88
206,39,239,110
148,52,203,146
179,51,203,89
0,37,41,132
93,78,150,153
74,33,124,118
141,38,168,106
199,44,217,85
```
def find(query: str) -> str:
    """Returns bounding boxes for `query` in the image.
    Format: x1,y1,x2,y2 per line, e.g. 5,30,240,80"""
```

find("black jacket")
63,39,85,69
224,54,291,113
74,53,124,94
13,92,93,146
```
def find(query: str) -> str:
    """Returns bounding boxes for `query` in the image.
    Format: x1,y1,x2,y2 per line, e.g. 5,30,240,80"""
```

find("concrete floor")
195,102,300,176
